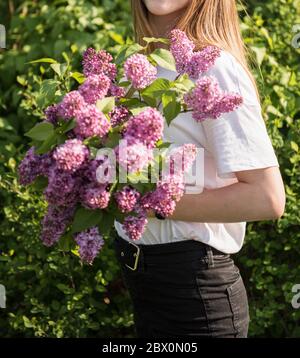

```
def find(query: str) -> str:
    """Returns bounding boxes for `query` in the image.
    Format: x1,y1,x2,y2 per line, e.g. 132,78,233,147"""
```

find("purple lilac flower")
122,215,148,241
124,108,163,148
74,226,104,264
57,91,86,120
74,105,110,139
108,83,126,98
18,147,53,185
109,105,130,127
184,76,243,122
115,138,153,174
82,48,117,80
44,104,59,124
44,167,80,206
53,139,89,173
114,186,140,213
41,205,76,247
80,184,110,210
78,74,110,104
124,54,157,90
185,46,221,79
169,29,195,73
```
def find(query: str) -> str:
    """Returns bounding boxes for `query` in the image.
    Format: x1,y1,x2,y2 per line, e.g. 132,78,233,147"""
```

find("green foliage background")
0,0,299,337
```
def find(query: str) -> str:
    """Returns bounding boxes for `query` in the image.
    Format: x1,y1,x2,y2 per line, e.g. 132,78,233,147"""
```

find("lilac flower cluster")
114,186,140,213
80,184,110,210
124,108,164,148
82,48,117,80
78,74,110,104
53,139,89,173
115,138,153,174
18,147,53,185
184,76,243,121
74,105,110,139
124,54,157,89
74,226,105,264
41,205,76,247
109,105,130,127
122,215,148,241
170,29,220,79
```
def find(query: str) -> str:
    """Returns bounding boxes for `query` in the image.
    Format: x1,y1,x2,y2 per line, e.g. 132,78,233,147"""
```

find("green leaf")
25,122,54,141
50,63,68,78
149,49,176,71
31,176,48,191
58,232,74,252
35,132,58,155
36,79,61,108
28,57,58,64
141,78,171,106
143,37,169,45
251,46,267,66
56,119,76,134
99,211,115,237
162,91,181,125
70,72,85,84
72,207,103,234
130,106,149,115
96,97,115,114
291,141,299,152
115,43,144,65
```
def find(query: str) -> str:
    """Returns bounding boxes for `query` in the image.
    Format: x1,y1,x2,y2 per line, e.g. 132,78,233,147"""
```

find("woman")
114,0,286,338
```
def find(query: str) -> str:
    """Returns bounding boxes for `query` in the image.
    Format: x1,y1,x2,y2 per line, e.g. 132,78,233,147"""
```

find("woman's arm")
165,166,286,223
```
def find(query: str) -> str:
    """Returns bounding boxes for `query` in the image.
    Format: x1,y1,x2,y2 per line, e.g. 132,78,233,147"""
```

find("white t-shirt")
114,50,280,253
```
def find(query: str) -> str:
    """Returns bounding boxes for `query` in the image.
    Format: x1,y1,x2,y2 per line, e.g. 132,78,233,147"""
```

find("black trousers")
114,235,250,338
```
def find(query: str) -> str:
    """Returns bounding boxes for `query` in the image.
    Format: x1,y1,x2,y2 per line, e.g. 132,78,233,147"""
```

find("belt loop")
205,246,215,268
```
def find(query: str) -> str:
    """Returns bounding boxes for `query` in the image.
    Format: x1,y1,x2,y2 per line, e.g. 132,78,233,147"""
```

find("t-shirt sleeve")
201,51,279,179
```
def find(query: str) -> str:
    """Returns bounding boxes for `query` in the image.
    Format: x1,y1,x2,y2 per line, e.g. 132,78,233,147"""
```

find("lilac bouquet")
18,30,243,264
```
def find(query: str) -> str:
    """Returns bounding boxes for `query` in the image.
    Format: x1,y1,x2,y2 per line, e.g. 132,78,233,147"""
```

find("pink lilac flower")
165,143,197,176
115,138,153,174
108,83,126,98
44,104,59,124
185,46,221,79
57,91,86,120
139,174,184,218
114,186,140,213
169,29,220,78
80,184,110,209
44,167,80,206
18,147,53,185
80,155,115,185
78,74,110,104
82,48,117,80
41,205,76,247
122,215,148,241
124,54,157,89
74,105,110,139
124,108,163,148
74,226,104,264
184,76,243,122
109,105,130,127
169,29,195,73
53,139,89,173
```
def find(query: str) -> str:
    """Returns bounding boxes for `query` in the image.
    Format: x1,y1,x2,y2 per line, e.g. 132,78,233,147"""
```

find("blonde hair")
130,0,259,97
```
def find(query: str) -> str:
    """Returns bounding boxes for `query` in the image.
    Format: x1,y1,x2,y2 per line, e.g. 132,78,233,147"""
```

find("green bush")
0,0,299,337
